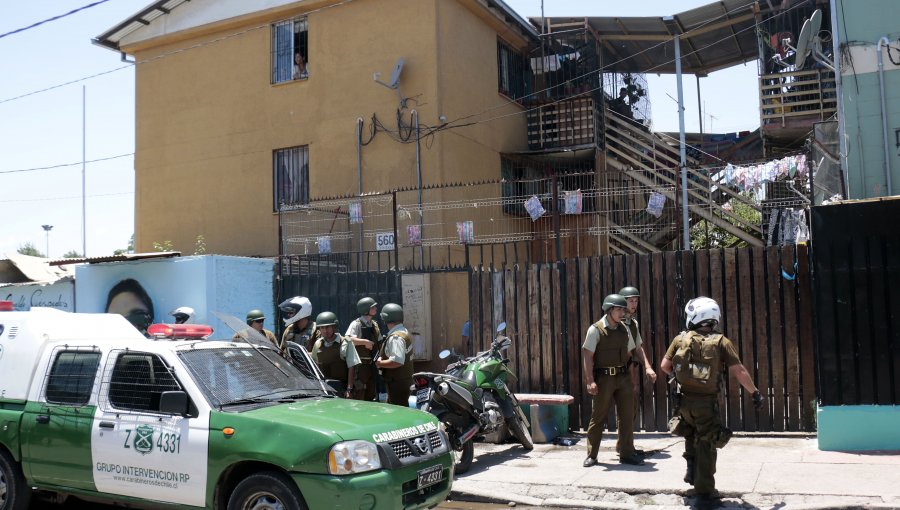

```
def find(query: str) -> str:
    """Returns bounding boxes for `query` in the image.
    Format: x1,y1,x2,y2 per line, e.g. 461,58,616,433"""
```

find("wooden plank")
867,237,893,405
737,247,758,431
795,244,817,430
565,259,580,417
681,250,696,307
781,245,801,431
541,265,554,393
723,249,742,430
663,251,679,431
504,268,519,392
649,252,667,431
576,258,591,429
481,266,492,353
550,263,562,393
851,239,875,404
831,241,857,405
766,246,786,431
695,249,711,298
885,236,900,404
527,264,540,392
514,264,528,395
751,247,772,430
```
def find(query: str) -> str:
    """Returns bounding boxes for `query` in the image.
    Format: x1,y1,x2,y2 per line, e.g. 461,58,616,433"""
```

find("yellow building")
95,0,537,258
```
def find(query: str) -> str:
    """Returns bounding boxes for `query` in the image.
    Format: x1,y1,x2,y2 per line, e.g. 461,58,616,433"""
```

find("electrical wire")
0,152,133,174
0,0,111,40
0,191,133,203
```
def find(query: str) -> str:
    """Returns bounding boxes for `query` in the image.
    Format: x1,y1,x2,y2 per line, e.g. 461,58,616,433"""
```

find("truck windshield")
179,346,328,409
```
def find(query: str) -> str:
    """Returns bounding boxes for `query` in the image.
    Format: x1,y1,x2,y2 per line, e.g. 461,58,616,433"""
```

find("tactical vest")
591,320,631,369
354,318,381,364
624,318,640,346
671,330,724,395
313,337,349,381
381,330,414,382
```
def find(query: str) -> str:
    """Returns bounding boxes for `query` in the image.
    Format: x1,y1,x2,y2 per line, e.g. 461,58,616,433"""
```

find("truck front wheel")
227,471,308,510
0,449,32,510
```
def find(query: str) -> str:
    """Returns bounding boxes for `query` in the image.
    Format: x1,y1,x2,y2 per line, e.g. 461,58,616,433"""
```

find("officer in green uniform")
344,297,382,401
619,286,657,442
279,296,317,352
310,311,360,398
581,294,645,467
660,297,763,507
233,309,279,348
375,303,414,406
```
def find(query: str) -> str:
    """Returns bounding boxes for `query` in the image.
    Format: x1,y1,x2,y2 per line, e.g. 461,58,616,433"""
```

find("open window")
272,17,309,83
497,39,527,101
274,146,309,210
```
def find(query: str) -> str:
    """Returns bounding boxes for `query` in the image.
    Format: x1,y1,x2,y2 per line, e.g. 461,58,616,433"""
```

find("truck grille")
388,432,444,459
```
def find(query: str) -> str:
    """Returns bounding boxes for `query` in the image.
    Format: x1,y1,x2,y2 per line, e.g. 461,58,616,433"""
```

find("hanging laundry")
456,221,474,244
317,236,332,254
646,192,666,218
349,202,363,224
407,224,421,246
524,195,546,221
564,190,583,214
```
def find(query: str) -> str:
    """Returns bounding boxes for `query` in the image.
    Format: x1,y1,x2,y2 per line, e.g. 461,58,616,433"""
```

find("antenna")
793,18,813,69
373,57,405,89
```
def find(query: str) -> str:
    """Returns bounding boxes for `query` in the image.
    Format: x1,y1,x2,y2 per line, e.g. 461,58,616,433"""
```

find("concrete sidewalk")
448,433,900,509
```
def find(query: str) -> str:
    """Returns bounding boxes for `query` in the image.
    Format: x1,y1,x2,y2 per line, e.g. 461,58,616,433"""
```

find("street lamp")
41,225,53,259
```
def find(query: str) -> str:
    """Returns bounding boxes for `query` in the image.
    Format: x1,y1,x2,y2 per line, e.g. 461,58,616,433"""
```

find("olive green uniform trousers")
586,372,636,458
679,394,720,495
352,363,377,401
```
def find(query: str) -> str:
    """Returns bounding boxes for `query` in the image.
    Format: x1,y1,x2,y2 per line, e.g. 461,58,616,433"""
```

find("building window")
272,17,309,83
274,146,309,210
108,353,182,413
497,40,526,100
45,351,101,405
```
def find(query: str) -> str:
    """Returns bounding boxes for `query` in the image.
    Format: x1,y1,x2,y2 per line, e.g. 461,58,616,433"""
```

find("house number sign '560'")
375,232,395,251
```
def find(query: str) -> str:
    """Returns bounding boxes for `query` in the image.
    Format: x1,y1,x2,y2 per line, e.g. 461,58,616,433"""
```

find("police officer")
660,297,763,506
581,294,645,467
375,303,413,406
170,306,195,324
278,296,317,352
234,309,279,348
344,297,382,401
310,311,360,399
619,286,656,442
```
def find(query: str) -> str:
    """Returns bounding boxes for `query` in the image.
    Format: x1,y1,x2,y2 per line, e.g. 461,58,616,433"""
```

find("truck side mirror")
159,390,189,415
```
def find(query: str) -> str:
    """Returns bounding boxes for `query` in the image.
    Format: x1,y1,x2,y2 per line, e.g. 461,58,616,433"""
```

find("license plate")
417,464,443,489
416,387,431,404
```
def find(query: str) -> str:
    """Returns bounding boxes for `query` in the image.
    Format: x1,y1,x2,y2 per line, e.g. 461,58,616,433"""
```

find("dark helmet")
246,309,266,325
380,303,404,324
618,286,640,298
316,311,338,327
601,294,628,312
357,297,377,315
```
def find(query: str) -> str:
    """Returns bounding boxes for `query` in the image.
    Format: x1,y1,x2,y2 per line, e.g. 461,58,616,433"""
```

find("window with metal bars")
272,17,309,84
107,352,182,413
497,40,526,101
45,351,101,405
274,146,309,210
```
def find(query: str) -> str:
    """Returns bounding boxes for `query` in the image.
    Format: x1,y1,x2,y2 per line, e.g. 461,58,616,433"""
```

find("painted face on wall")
107,291,152,332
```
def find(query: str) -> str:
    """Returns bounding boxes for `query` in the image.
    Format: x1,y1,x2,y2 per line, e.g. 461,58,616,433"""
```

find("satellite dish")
809,9,823,39
389,57,404,88
794,18,813,69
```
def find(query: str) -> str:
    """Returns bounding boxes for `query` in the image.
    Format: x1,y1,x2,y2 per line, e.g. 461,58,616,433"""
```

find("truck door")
90,350,209,507
20,348,102,490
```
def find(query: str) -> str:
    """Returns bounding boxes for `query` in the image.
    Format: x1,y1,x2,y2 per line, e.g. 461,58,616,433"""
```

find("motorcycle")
412,322,533,474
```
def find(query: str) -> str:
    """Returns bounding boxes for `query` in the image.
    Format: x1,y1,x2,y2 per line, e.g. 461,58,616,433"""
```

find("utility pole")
42,225,53,259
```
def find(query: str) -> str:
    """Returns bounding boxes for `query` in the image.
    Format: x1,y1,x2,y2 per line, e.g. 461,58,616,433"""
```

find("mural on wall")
75,256,275,340
1,280,75,312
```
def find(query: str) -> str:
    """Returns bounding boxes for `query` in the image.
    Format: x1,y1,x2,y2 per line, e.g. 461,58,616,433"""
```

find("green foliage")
691,192,762,249
194,235,206,255
152,240,174,252
62,250,82,258
17,242,44,257
113,234,135,256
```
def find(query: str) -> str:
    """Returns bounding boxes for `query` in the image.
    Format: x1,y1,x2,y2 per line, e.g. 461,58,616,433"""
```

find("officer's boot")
684,457,695,485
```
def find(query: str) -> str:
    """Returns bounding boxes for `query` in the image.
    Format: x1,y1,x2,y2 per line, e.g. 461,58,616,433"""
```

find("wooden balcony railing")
759,69,837,127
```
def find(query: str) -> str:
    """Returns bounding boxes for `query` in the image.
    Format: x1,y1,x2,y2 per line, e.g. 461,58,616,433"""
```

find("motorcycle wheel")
508,416,534,451
454,439,475,474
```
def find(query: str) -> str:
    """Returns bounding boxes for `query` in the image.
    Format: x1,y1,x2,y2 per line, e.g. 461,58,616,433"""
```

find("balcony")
759,69,837,145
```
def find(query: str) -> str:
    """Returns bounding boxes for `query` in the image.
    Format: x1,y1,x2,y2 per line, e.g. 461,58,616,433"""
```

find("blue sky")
0,0,760,259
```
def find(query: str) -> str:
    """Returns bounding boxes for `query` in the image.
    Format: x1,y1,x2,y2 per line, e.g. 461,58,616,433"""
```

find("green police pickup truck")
0,306,452,510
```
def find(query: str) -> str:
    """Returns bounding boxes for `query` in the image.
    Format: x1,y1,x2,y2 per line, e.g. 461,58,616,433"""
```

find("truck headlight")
327,441,382,475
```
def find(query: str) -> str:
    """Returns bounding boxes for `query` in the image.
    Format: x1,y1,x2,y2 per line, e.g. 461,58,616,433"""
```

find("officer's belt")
594,364,628,377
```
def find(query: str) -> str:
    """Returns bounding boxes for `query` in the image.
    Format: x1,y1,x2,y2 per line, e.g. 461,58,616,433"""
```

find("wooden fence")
469,244,816,432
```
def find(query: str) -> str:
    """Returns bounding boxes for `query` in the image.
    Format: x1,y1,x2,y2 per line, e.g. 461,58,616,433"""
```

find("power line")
0,0,112,40
0,191,133,204
0,152,133,174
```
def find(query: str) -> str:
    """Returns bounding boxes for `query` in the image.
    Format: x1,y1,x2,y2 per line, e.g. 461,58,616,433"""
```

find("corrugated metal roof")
539,0,795,76
47,251,182,267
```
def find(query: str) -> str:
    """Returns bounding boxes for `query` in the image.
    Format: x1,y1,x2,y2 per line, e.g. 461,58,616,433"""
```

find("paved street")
449,433,900,509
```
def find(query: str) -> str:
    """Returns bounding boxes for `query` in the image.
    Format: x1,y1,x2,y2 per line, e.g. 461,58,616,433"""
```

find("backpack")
671,330,724,394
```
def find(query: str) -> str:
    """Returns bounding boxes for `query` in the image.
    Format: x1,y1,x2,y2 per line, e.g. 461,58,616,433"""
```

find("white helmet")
684,297,720,329
279,296,312,327
170,306,195,324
